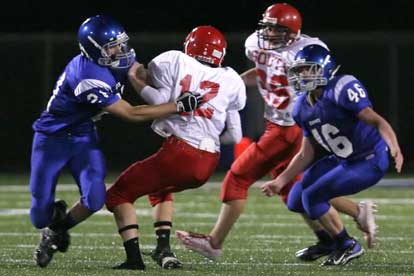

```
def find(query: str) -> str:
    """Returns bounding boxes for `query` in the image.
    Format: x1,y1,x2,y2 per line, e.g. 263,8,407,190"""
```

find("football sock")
50,212,78,232
315,229,334,246
335,228,353,249
154,221,172,251
155,229,171,251
124,237,144,264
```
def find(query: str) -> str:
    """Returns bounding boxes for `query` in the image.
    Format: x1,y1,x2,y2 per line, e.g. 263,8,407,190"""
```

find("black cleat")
112,261,145,270
321,239,365,266
295,242,335,261
34,228,59,267
51,200,70,252
55,229,70,253
151,248,183,269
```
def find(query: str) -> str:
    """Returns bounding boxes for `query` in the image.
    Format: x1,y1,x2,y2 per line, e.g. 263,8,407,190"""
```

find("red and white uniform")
221,34,327,204
245,33,327,126
106,50,246,209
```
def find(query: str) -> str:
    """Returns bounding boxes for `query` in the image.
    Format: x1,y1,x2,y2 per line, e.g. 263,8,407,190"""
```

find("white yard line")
0,232,413,241
0,257,413,269
1,208,414,222
2,244,413,255
1,178,414,192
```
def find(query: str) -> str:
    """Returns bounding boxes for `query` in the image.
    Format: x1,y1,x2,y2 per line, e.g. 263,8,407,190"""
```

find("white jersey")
146,50,246,152
245,33,328,126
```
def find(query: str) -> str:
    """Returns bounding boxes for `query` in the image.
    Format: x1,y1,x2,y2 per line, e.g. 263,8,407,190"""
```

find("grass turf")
0,177,413,275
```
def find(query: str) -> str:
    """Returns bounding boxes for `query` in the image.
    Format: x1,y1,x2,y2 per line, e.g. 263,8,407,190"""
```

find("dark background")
2,1,414,33
1,0,413,174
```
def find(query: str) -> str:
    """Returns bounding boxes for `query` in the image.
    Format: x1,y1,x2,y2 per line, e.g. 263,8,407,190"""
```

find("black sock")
155,229,171,251
315,229,334,246
50,212,78,232
335,228,353,249
124,238,144,264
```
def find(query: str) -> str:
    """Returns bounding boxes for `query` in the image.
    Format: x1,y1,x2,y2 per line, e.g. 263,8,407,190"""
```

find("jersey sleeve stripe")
74,79,112,96
334,75,357,103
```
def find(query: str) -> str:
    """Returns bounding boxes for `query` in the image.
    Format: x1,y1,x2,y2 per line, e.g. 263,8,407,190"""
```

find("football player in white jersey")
105,25,246,270
176,3,377,262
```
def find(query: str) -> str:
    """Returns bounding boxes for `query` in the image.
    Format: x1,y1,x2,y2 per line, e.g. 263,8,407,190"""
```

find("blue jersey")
293,74,386,160
33,54,125,135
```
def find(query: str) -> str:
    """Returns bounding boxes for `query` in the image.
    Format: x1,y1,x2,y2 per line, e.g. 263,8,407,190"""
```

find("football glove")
175,92,203,112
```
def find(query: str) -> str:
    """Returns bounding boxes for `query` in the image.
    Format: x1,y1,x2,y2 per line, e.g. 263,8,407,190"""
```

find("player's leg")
302,153,388,266
105,158,162,271
148,136,219,267
107,136,219,269
330,197,378,248
30,133,71,267
48,139,107,254
147,197,182,269
285,160,338,261
177,124,301,259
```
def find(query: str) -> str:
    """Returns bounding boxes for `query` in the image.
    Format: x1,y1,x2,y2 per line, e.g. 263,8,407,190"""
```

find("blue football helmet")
78,15,135,69
288,44,339,91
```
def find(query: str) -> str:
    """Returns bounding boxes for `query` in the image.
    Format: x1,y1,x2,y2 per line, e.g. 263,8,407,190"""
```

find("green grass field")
1,175,414,275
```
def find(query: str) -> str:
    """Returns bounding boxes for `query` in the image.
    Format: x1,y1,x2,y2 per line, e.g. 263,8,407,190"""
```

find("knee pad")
83,195,105,213
82,185,106,213
286,181,305,213
221,143,268,203
220,171,249,202
301,188,330,220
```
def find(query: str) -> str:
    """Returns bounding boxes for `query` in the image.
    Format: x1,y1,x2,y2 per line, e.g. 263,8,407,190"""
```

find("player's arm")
104,92,201,123
220,110,242,145
127,62,151,94
103,99,175,122
261,137,315,197
240,68,257,87
128,61,172,105
358,107,403,172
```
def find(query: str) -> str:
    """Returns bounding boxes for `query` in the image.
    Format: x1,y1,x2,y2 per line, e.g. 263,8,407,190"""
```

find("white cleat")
175,230,222,261
356,200,378,248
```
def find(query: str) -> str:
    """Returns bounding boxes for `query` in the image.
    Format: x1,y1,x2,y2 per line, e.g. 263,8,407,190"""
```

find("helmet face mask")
288,45,338,92
288,63,327,91
78,15,136,69
257,23,293,50
184,25,227,67
97,33,136,68
256,3,302,50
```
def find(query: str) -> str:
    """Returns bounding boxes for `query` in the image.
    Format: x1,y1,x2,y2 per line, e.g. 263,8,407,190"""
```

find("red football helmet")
184,25,227,67
257,3,302,50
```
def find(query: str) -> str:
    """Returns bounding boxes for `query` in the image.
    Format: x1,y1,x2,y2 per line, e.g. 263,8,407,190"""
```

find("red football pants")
221,121,303,204
106,136,220,210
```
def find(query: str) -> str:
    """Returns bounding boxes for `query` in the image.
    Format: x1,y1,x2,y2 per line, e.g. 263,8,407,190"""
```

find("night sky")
3,0,413,33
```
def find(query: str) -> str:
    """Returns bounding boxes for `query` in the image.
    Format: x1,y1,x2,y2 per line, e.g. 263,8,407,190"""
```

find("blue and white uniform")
287,74,389,219
30,54,125,228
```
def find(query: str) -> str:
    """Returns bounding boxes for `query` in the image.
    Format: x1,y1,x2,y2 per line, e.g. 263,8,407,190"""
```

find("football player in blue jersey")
261,44,403,266
30,15,201,268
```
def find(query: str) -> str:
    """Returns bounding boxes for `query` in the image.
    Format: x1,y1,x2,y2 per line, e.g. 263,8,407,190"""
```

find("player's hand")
175,92,203,112
391,147,403,173
128,62,147,81
260,179,284,197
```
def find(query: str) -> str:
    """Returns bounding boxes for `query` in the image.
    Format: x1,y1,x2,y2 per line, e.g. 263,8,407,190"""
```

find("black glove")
175,92,203,112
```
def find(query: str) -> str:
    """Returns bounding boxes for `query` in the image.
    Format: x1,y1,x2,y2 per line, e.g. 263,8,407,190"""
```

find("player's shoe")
33,228,59,267
176,230,221,261
355,200,378,248
321,239,364,266
150,248,183,269
112,261,145,270
295,241,335,261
